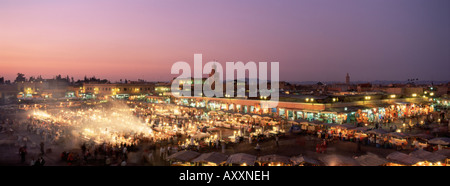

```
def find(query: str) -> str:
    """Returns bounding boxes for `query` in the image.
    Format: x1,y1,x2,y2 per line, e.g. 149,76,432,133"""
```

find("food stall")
289,155,322,166
167,150,201,166
410,133,434,150
222,121,232,129
318,154,360,166
348,127,369,142
434,149,450,165
365,129,388,147
298,121,310,131
334,124,356,141
386,132,409,149
191,152,228,166
385,152,423,166
226,153,257,166
428,137,450,151
257,154,291,166
355,153,389,166
409,149,446,166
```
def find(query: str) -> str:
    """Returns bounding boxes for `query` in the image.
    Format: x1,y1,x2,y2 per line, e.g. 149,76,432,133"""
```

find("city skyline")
1,0,449,82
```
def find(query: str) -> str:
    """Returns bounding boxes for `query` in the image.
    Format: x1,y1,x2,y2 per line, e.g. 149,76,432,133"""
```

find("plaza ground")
2,117,430,166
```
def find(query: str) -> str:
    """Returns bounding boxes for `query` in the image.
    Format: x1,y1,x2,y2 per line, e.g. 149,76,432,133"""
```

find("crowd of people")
1,99,448,166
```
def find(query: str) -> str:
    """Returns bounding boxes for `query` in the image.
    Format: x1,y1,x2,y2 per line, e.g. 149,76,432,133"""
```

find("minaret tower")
346,73,350,84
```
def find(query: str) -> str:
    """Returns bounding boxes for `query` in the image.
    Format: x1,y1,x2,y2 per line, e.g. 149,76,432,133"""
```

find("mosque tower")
346,73,350,84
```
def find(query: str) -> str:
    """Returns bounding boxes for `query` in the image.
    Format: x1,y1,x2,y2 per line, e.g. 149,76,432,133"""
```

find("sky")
1,0,449,82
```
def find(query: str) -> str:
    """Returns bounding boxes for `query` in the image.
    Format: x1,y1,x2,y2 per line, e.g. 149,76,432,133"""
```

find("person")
81,143,86,155
160,146,165,159
37,157,45,166
166,146,171,158
84,149,90,162
105,156,111,166
94,149,98,160
120,160,127,166
40,142,45,155
147,150,154,162
67,153,74,165
321,143,326,153
30,157,35,166
221,141,226,153
123,146,127,155
357,139,361,152
61,151,67,161
275,135,279,147
19,146,27,163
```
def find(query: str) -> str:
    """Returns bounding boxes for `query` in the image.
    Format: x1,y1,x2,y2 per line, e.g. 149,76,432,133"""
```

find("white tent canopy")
167,150,200,162
192,152,228,165
409,149,447,163
318,155,360,166
226,153,257,165
386,152,423,165
355,153,388,166
428,137,450,145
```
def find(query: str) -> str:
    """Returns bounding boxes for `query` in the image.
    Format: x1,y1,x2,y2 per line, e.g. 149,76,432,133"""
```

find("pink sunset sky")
1,0,449,82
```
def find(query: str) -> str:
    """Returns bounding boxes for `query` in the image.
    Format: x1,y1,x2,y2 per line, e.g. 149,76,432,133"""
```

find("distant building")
83,82,155,99
0,84,17,104
357,83,372,92
346,73,350,84
155,82,172,96
16,78,70,98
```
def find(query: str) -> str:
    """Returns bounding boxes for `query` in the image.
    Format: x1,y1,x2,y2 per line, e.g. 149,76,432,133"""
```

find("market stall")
386,132,409,149
191,152,228,166
167,150,201,166
289,155,322,166
354,153,388,166
298,121,310,131
348,127,369,142
428,137,450,146
409,149,446,166
226,153,257,166
410,133,434,150
318,154,360,166
433,149,450,165
365,129,388,147
334,124,356,141
385,152,423,166
256,154,291,166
